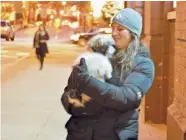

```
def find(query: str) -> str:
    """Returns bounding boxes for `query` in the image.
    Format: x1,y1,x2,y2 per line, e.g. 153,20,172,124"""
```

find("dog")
67,52,113,107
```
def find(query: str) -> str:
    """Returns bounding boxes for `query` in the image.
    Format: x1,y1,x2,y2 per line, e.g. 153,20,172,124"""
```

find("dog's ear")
79,58,86,66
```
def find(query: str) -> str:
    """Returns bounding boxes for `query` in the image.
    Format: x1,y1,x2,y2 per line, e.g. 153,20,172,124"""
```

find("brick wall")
167,1,186,140
143,1,167,123
162,2,175,123
126,2,186,138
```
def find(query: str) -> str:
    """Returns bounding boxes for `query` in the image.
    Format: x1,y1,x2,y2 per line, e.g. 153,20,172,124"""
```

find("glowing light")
72,12,77,16
91,0,106,18
70,22,79,28
71,5,76,11
3,27,8,31
62,1,66,6
60,10,64,15
173,1,177,8
55,18,61,23
50,15,54,19
76,11,80,16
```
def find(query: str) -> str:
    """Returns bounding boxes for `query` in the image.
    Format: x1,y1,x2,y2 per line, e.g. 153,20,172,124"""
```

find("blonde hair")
113,33,140,81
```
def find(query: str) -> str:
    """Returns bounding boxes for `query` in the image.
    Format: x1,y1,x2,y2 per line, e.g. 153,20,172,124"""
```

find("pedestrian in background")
33,24,49,70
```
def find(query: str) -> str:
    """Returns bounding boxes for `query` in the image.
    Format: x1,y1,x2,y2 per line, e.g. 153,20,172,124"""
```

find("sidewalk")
1,63,166,140
1,64,71,140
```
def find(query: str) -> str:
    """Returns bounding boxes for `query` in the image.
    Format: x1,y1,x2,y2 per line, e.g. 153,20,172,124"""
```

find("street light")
60,10,64,15
62,1,66,6
22,4,26,8
22,0,26,8
173,1,177,8
50,15,54,19
91,0,106,18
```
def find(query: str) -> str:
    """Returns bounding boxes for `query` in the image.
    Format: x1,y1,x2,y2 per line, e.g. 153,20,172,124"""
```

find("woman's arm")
33,32,37,48
61,70,74,114
61,86,72,114
61,70,93,116
74,57,155,112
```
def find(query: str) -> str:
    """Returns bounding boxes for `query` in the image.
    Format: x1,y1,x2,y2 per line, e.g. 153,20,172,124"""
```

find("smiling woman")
61,8,155,140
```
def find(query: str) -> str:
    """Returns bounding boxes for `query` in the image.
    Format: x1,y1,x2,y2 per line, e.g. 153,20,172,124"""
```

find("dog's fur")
68,52,113,107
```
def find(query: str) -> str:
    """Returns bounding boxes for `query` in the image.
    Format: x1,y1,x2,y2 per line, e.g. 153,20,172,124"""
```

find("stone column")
167,2,186,140
143,1,173,123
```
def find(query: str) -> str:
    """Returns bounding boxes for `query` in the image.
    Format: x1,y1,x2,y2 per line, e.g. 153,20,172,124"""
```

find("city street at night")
1,26,86,140
1,1,186,140
1,26,166,140
1,25,78,70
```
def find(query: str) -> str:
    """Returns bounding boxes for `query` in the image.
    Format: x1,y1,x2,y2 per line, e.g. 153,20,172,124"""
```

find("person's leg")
36,48,40,60
36,54,41,70
39,56,44,70
36,54,40,60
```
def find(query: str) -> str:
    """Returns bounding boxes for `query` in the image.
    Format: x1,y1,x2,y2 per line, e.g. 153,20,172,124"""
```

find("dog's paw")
81,93,91,103
68,95,85,107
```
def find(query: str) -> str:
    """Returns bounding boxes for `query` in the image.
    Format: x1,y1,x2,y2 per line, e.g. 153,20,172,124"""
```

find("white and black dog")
67,35,116,107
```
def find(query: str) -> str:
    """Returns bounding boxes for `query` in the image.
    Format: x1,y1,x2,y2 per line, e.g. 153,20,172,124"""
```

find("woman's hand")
34,44,39,48
72,58,91,91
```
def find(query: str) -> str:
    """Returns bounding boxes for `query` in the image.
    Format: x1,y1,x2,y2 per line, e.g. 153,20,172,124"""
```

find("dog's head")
87,34,116,59
73,52,113,81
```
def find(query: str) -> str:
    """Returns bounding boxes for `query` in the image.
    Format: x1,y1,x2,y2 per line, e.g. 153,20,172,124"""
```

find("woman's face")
111,23,132,50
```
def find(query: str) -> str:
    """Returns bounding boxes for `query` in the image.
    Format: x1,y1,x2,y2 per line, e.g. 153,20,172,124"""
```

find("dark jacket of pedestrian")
33,27,49,57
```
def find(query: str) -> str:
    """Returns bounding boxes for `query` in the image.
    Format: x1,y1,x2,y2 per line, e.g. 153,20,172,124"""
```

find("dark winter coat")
33,30,49,57
61,44,155,140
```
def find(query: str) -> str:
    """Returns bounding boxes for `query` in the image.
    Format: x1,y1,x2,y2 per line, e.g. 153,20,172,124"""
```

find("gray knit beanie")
111,8,142,37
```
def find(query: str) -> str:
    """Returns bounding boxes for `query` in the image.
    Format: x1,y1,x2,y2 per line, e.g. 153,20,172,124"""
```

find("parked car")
0,20,15,41
70,27,112,46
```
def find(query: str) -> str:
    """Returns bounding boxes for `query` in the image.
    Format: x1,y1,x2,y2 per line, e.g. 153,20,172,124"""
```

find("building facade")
125,1,186,140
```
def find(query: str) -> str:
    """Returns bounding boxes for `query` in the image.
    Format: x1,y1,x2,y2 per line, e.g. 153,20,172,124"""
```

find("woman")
33,24,49,70
61,8,155,140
